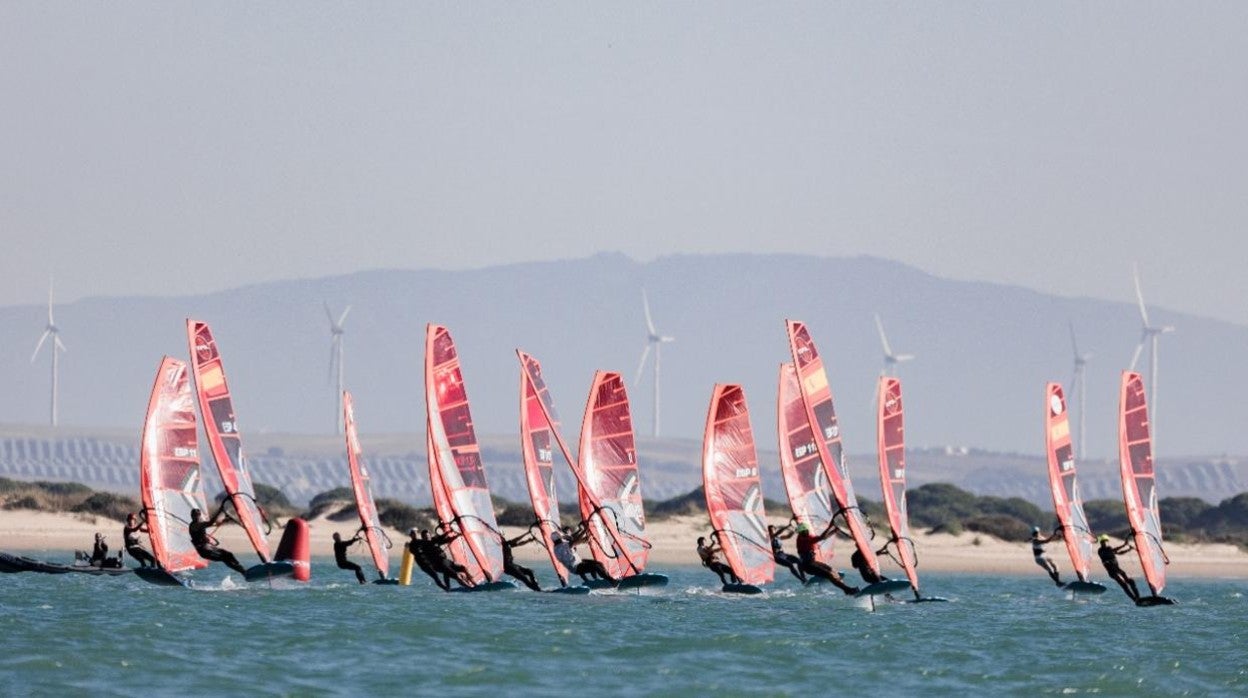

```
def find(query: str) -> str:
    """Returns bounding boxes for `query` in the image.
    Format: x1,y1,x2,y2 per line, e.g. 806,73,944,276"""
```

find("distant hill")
1,252,1245,460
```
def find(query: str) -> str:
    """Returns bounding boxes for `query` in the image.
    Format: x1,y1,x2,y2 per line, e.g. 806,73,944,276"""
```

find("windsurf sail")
578,371,649,579
424,324,503,584
139,357,210,574
517,351,571,586
702,384,773,586
785,320,880,578
876,376,920,592
1118,371,1167,596
777,363,837,562
1044,382,1095,584
342,391,389,580
427,425,478,578
186,319,270,562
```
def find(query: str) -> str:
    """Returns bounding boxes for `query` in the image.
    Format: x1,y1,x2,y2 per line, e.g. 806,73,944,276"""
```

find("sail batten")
186,320,270,562
343,391,388,580
1118,371,1166,595
1045,383,1095,583
702,384,773,586
139,357,210,574
876,376,920,592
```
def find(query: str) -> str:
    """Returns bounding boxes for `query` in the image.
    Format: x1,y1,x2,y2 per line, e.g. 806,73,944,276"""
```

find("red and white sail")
343,391,388,580
186,319,270,562
1118,371,1167,596
777,363,837,562
702,384,773,586
424,324,503,584
876,376,920,592
785,320,880,578
1044,382,1095,584
427,426,477,576
517,350,571,586
139,357,210,574
578,371,648,579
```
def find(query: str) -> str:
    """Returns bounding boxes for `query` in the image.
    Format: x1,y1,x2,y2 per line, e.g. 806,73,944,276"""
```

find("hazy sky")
2,3,1246,325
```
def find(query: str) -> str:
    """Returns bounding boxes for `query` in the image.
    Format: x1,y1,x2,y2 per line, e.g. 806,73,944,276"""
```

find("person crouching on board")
1097,534,1141,603
768,524,807,583
500,532,542,591
794,523,859,595
697,534,741,586
332,532,367,584
550,527,616,585
850,543,892,585
123,512,158,569
188,507,248,576
1030,526,1064,587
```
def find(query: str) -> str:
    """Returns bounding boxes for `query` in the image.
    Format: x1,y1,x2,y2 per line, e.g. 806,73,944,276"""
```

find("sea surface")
0,560,1244,696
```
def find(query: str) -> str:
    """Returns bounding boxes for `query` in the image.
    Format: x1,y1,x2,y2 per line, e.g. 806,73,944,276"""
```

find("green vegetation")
1085,492,1248,548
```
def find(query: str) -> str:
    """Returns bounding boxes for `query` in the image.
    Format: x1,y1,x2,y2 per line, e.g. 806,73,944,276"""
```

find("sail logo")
735,466,758,478
1061,458,1074,471
173,447,197,458
220,420,236,433
824,426,838,439
537,447,553,462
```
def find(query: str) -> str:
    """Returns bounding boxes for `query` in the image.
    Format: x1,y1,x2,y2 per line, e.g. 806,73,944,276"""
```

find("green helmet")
796,523,810,533
1097,534,1110,543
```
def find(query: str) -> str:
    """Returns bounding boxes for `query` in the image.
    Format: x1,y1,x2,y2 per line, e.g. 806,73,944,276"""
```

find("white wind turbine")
874,313,914,377
325,302,351,434
633,289,674,438
31,279,67,427
1068,321,1093,459
1127,264,1174,450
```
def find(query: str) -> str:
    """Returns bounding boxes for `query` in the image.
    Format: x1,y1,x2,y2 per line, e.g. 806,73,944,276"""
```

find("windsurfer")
697,534,741,586
188,506,248,576
551,527,616,585
500,532,542,591
123,512,158,569
768,524,807,583
332,531,367,584
794,523,859,595
850,543,892,585
407,529,450,590
422,527,475,590
1096,534,1141,602
1030,526,1064,587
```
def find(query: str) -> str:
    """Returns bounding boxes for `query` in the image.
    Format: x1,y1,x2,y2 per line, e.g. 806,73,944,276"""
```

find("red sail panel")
427,426,479,579
876,376,920,592
139,357,210,574
186,319,270,562
517,351,569,586
777,363,837,562
1118,371,1166,595
343,391,388,580
1044,382,1095,584
785,320,880,577
702,384,774,586
578,371,649,578
424,324,503,584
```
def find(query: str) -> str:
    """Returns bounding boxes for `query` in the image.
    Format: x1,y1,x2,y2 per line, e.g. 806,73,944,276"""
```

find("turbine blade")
642,289,657,335
1133,263,1151,327
323,301,335,327
54,335,67,353
633,343,652,387
31,330,50,362
1128,338,1146,372
874,313,894,357
337,305,352,327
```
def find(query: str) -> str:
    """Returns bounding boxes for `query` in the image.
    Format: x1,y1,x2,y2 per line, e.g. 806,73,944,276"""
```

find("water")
1,563,1245,696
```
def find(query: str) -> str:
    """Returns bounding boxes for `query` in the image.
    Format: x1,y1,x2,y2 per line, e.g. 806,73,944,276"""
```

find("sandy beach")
3,509,1244,580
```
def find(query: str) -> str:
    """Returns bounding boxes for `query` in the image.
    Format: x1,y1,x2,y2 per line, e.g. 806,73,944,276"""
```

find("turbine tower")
633,289,674,438
1127,264,1174,450
31,279,67,427
325,301,351,434
1068,321,1093,459
874,313,914,376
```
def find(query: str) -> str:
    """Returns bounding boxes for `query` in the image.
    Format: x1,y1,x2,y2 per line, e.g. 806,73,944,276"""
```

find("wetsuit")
770,533,807,583
796,531,858,594
1032,534,1063,586
334,537,367,584
428,532,473,588
697,541,740,585
501,538,541,591
1098,542,1140,602
850,549,885,585
407,538,450,590
188,518,248,575
552,535,614,583
123,521,157,569
90,538,110,566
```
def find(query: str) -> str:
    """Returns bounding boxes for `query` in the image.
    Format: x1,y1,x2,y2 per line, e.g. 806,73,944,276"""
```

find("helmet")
796,523,810,533
1097,534,1110,543
1032,526,1041,534
409,528,418,535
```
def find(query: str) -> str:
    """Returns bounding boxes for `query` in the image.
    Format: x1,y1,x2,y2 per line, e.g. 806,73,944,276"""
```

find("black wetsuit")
408,539,449,590
770,535,807,583
1098,543,1141,602
850,549,885,585
501,540,541,591
796,532,858,595
698,543,740,585
90,539,110,566
123,522,157,568
334,537,367,584
188,519,248,575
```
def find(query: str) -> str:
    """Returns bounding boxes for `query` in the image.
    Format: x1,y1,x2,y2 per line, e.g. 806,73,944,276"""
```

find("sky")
2,3,1246,326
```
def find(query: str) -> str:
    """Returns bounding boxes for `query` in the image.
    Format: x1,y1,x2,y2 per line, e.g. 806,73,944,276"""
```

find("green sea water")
1,560,1244,696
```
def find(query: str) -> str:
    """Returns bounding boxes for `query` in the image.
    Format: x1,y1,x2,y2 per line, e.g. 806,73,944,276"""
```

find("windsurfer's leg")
219,551,247,576
127,545,156,568
340,561,366,584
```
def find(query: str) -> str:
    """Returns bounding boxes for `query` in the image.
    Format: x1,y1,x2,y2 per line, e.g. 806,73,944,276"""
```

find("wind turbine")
1068,321,1093,459
1127,264,1174,450
30,278,67,427
325,301,351,434
874,313,915,376
633,289,674,438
